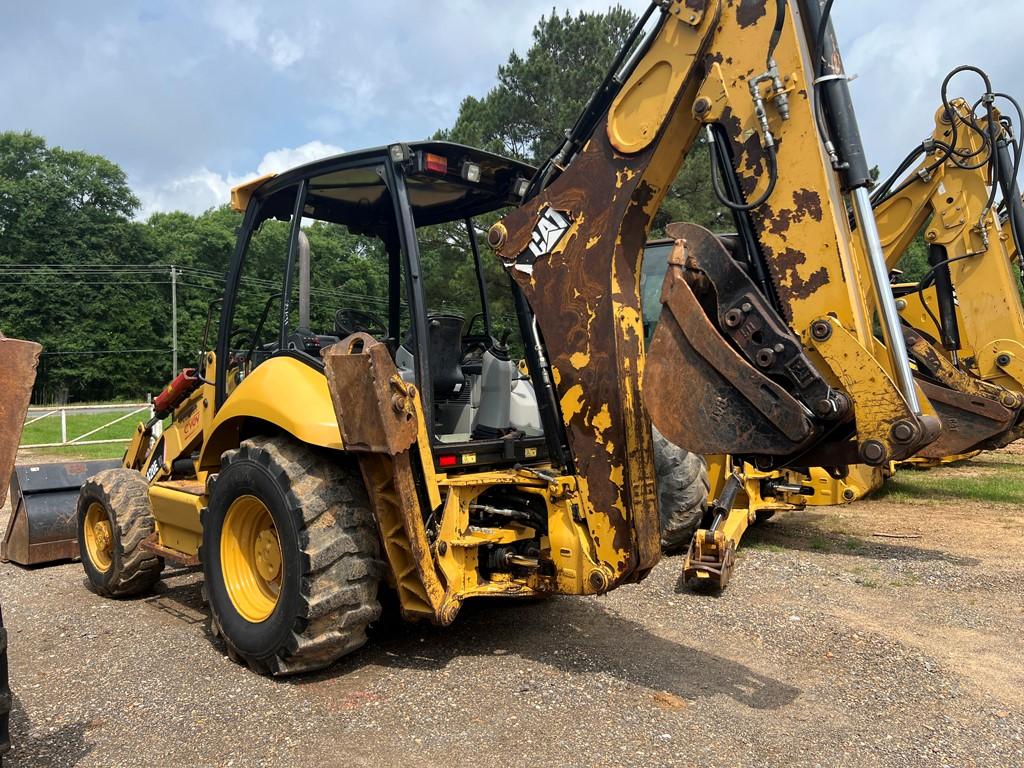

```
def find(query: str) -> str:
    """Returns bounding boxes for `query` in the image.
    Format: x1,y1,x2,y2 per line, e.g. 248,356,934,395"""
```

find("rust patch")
774,248,829,300
767,189,824,237
736,0,767,29
685,0,706,10
793,189,823,222
322,333,418,454
490,90,690,579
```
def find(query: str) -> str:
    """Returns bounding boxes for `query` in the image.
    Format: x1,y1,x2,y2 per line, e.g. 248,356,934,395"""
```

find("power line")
40,348,172,356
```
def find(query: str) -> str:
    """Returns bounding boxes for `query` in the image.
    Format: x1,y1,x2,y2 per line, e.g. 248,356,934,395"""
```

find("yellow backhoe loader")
882,97,1024,422
72,0,958,674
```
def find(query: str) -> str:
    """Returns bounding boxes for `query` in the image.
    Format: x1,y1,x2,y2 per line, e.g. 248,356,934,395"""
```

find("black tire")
754,510,776,524
652,425,710,552
201,436,381,676
77,469,164,597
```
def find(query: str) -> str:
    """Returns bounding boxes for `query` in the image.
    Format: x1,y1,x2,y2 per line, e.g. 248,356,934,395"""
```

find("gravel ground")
2,453,1022,768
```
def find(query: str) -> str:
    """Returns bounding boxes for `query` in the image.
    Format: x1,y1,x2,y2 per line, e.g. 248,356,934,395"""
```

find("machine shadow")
742,515,980,566
141,563,798,712
303,596,800,711
6,693,93,768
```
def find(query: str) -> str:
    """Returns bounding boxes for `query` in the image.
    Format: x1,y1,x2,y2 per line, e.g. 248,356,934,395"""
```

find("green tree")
0,131,167,402
437,6,727,241
439,7,637,164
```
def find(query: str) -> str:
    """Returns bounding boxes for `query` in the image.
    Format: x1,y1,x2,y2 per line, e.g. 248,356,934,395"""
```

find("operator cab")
217,141,551,470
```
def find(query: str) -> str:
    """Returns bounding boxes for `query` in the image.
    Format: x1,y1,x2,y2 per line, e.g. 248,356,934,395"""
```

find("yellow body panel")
201,356,343,470
150,483,205,557
230,173,277,213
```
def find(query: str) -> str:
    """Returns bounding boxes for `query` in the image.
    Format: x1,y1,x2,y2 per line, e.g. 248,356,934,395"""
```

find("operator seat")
427,314,467,399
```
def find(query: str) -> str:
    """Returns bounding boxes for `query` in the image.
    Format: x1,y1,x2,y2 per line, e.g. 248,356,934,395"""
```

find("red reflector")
439,455,457,467
424,152,448,174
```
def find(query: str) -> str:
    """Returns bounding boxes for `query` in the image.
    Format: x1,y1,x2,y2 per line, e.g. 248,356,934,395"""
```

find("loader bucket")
1,459,121,566
0,334,41,509
913,380,1017,460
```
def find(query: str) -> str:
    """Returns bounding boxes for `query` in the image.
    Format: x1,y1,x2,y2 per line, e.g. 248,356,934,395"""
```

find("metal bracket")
809,316,938,464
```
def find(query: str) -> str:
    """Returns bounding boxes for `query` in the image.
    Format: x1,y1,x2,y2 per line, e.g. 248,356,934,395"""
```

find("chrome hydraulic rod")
851,186,922,414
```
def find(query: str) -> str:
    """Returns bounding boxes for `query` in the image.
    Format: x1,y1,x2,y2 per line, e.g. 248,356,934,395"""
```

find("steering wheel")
335,308,387,338
225,327,258,368
462,312,492,361
228,327,258,352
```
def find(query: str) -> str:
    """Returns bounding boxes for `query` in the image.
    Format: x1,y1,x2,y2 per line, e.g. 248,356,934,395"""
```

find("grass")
742,540,785,553
18,409,141,461
875,469,1024,506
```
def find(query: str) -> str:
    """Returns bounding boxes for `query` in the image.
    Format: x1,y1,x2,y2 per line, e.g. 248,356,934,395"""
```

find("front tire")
77,469,164,597
202,437,381,676
652,426,710,552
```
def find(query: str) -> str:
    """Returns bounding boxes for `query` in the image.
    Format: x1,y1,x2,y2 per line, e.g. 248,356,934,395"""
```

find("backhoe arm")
488,0,937,583
882,101,1024,394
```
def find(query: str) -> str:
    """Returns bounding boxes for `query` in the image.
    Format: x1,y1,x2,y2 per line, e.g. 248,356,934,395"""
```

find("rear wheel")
77,469,163,597
652,426,710,552
201,436,381,676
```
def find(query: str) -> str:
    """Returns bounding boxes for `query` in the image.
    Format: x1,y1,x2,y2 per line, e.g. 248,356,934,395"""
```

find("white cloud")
255,140,344,175
137,140,344,218
205,1,261,50
268,31,303,71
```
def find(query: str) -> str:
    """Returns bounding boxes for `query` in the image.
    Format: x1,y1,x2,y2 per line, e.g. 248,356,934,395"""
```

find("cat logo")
515,206,571,275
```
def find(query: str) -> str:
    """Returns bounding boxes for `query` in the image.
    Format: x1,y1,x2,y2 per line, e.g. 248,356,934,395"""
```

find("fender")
200,356,342,469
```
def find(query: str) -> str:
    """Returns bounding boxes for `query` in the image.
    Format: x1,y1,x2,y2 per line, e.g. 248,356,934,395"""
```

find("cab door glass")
282,220,396,356
225,188,297,389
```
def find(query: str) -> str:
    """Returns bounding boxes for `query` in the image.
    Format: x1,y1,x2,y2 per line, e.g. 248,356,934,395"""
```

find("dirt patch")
2,450,1024,767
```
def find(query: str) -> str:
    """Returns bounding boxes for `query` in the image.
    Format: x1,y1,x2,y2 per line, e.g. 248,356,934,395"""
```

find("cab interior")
216,141,552,470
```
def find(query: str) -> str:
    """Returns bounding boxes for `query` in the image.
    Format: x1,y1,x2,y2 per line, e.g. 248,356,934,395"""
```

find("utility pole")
170,266,178,375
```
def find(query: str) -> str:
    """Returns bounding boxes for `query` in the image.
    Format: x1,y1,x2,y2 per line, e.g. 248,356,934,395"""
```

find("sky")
2,1,1022,219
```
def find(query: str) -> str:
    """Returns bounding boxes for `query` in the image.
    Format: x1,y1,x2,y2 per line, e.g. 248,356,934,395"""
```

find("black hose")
994,92,1024,191
914,251,980,338
813,0,837,79
766,0,787,66
708,126,780,211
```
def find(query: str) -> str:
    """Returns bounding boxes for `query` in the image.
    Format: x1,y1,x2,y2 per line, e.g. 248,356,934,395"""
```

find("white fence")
20,403,155,449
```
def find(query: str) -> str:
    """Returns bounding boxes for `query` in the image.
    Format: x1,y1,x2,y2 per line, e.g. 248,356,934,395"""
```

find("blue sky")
2,1,1022,217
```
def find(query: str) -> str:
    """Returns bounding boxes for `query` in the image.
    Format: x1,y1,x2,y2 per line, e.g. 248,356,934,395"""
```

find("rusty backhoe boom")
487,0,939,586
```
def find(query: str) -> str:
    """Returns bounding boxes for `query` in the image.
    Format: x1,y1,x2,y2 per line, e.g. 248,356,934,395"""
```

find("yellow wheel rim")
84,502,114,573
221,495,283,623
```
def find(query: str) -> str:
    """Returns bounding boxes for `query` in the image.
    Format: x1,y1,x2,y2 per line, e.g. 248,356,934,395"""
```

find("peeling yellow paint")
586,235,601,250
569,351,591,370
609,464,624,487
592,403,612,433
560,383,585,421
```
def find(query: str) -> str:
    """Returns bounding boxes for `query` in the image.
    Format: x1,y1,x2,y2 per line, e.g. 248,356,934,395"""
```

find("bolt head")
859,440,887,465
891,421,915,444
814,398,834,416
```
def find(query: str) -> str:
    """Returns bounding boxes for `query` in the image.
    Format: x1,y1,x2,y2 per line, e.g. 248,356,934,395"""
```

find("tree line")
0,5,923,403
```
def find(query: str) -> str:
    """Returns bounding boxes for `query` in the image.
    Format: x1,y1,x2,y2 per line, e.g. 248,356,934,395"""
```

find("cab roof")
230,141,536,229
